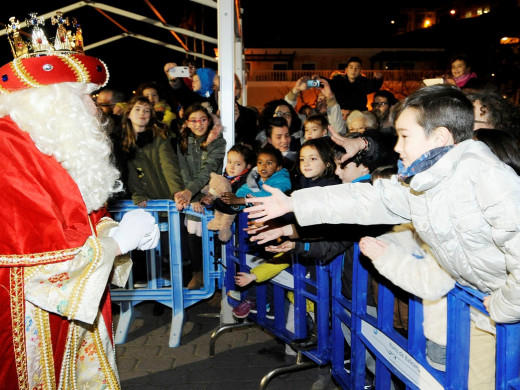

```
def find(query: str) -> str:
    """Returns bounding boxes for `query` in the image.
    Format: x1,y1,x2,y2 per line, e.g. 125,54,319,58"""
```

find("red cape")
0,116,91,265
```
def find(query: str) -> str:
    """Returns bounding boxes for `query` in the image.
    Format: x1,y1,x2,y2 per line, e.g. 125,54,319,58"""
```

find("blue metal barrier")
211,212,334,386
108,199,222,347
331,242,520,390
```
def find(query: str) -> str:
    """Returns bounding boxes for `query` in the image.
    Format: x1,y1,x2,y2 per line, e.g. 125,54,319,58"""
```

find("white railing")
246,69,445,83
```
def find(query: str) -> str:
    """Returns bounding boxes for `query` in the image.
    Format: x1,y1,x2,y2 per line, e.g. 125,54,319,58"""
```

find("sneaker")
265,303,275,320
227,289,241,302
344,359,351,374
232,298,256,318
250,303,274,319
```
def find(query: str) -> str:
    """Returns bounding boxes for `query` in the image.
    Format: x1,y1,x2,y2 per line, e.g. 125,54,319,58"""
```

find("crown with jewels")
0,11,108,93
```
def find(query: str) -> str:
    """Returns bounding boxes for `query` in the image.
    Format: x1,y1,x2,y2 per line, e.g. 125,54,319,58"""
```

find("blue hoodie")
195,68,216,98
235,167,291,198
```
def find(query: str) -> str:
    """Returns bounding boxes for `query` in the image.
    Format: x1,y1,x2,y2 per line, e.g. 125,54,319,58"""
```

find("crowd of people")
89,53,520,389
9,8,520,389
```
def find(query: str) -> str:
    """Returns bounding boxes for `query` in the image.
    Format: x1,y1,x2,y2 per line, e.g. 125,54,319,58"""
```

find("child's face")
304,123,327,141
451,59,469,78
346,61,362,81
226,150,249,177
394,108,441,168
299,145,327,179
142,88,160,105
268,126,291,153
335,160,369,183
186,110,209,137
129,101,151,133
257,153,281,181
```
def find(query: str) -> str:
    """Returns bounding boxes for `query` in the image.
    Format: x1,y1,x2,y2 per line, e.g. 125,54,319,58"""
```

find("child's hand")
359,236,388,261
221,192,243,205
483,295,491,312
200,195,214,206
265,240,295,253
250,223,294,245
244,185,293,223
244,220,268,235
174,189,192,210
235,272,257,287
191,201,204,214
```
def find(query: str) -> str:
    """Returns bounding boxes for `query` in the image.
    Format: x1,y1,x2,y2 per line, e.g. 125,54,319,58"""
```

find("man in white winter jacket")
245,84,520,389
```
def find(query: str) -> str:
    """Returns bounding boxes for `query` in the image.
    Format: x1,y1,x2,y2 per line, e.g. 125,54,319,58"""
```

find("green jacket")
177,134,226,202
127,135,184,204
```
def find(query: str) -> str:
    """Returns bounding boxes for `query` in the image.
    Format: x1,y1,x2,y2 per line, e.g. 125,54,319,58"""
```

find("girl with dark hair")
294,138,340,190
445,55,480,89
120,96,184,302
122,96,183,206
174,103,226,289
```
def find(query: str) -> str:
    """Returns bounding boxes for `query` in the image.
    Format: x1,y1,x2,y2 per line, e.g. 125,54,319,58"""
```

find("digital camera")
306,79,321,88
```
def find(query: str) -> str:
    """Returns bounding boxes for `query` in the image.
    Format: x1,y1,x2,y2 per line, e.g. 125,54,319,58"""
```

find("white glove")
109,209,159,254
137,224,160,251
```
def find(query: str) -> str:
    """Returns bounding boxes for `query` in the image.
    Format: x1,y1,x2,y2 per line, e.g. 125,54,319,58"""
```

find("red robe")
0,116,116,389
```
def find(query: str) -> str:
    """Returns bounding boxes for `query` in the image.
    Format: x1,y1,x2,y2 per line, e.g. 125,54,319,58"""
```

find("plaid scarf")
397,145,454,183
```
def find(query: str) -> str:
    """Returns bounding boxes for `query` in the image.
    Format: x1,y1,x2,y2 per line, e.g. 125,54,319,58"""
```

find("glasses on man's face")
371,102,388,108
274,111,292,118
188,118,208,125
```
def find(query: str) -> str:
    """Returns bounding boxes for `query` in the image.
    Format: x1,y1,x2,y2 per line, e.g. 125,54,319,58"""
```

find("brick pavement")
114,294,341,390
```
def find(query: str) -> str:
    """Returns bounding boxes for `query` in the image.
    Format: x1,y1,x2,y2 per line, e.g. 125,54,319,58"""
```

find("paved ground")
114,292,341,390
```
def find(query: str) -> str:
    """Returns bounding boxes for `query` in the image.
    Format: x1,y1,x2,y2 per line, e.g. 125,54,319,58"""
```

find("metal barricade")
109,199,221,347
331,243,520,389
210,212,334,389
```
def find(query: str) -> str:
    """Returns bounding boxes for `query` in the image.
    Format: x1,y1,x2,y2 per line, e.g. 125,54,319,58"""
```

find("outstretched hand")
329,126,366,163
265,240,295,253
243,185,293,223
250,223,294,245
235,272,257,287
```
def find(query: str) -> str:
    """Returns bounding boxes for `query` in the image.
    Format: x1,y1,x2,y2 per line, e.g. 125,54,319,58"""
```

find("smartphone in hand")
168,66,190,78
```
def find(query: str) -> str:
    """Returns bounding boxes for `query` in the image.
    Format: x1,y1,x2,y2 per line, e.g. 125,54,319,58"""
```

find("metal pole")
217,0,235,152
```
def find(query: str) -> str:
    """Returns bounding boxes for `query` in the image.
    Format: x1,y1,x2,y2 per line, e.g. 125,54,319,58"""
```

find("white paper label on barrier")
361,320,443,390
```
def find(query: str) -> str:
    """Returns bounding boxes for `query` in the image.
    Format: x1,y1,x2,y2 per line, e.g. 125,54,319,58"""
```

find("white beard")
0,82,121,212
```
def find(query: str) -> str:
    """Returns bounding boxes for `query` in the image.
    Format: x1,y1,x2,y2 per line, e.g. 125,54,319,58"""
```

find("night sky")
0,0,507,94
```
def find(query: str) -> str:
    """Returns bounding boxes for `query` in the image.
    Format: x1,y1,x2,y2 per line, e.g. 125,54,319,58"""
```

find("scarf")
397,145,454,183
224,167,250,186
454,72,477,88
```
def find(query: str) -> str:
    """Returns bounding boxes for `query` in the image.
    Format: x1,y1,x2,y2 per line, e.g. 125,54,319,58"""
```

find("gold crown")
7,11,84,59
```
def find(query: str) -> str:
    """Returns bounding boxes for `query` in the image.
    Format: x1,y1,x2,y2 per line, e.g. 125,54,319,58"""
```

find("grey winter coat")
177,134,226,202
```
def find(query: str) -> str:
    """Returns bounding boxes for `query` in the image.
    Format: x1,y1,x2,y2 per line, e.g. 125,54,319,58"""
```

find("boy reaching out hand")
245,84,520,389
